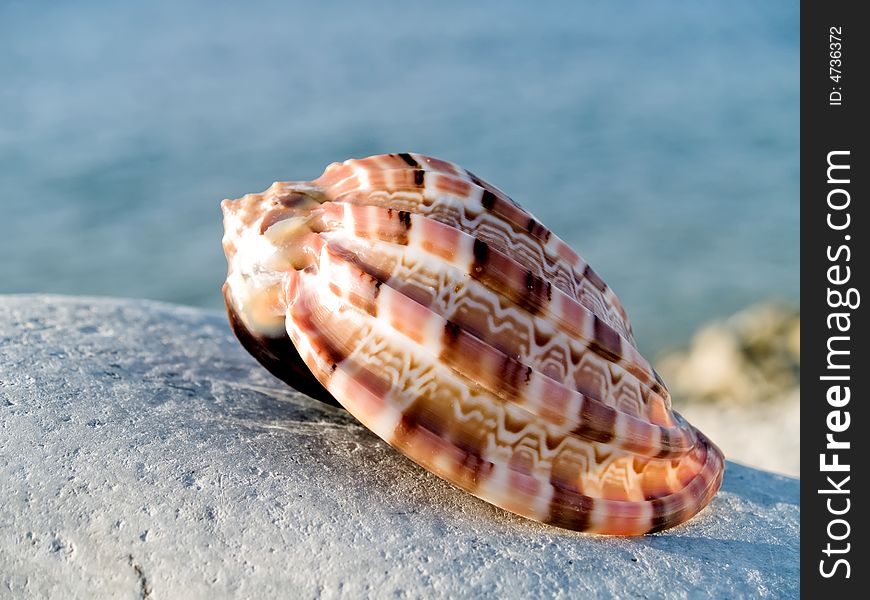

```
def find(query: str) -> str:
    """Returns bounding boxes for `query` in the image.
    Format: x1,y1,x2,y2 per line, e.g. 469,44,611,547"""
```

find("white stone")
0,295,799,599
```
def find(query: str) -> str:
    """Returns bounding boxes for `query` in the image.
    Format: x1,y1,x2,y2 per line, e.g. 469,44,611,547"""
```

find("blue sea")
0,0,799,355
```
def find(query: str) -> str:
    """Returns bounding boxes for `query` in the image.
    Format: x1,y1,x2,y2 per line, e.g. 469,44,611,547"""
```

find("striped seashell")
221,153,724,535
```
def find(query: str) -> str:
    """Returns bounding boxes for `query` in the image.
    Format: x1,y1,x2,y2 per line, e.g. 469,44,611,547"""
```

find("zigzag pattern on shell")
221,153,724,535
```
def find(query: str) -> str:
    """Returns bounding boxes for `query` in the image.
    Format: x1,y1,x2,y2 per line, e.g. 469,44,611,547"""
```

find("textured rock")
0,295,799,599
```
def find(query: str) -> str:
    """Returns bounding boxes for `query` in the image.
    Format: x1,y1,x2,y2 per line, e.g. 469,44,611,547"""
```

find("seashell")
221,153,724,535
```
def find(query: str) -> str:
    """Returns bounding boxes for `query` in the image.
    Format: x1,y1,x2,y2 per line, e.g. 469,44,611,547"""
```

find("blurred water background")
0,0,798,357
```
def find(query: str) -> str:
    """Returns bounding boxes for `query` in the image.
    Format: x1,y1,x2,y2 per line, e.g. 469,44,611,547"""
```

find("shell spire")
221,153,724,535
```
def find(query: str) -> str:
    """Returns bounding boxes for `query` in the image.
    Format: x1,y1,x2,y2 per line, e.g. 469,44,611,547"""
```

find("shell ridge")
318,160,634,339
294,262,717,531
311,206,673,421
313,240,695,459
316,202,665,399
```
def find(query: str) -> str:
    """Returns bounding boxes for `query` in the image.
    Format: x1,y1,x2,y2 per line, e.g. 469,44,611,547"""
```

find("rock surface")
0,295,799,599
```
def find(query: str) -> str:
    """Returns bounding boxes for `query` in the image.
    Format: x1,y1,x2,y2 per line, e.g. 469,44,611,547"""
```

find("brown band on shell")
582,264,608,293
501,353,531,392
393,393,495,493
518,270,549,316
443,319,462,344
647,498,671,533
293,306,351,378
526,217,550,242
480,189,497,210
588,316,622,363
448,422,496,491
398,210,413,229
471,238,490,277
655,428,675,459
571,397,617,444
546,456,593,531
546,490,594,532
396,153,420,168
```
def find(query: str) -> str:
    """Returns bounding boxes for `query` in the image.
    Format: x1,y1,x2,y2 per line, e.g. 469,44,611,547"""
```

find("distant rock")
0,295,798,599
657,303,799,406
656,303,800,476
